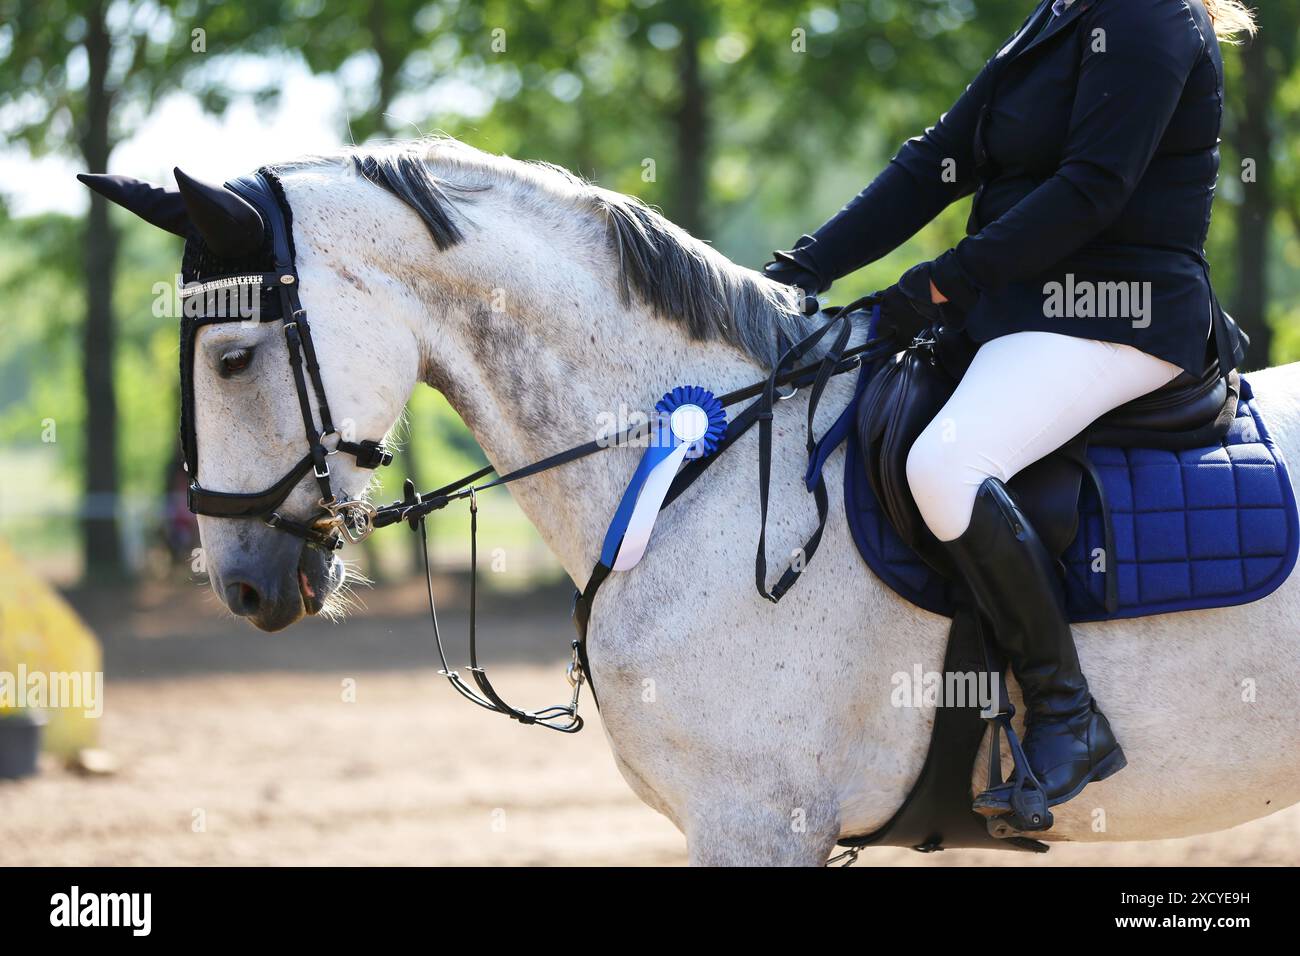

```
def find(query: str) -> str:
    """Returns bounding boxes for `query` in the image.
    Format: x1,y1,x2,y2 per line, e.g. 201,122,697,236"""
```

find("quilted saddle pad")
834,372,1299,622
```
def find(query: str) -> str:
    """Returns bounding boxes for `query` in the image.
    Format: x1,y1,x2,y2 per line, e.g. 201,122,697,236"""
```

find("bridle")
178,169,393,552
182,166,895,733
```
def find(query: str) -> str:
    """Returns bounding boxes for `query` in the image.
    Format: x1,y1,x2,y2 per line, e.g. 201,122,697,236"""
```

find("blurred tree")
401,1,1031,249
269,0,430,140
2,0,1298,585
1227,3,1300,367
1231,8,1284,366
0,0,298,579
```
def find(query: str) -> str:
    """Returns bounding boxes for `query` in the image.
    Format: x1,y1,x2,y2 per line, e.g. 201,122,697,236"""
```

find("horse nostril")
225,581,263,617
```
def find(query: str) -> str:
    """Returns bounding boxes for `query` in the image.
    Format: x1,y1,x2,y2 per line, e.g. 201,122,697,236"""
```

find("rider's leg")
906,331,1182,815
907,331,1183,541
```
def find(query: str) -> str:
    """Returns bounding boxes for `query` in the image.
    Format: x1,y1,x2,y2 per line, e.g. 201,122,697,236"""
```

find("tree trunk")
672,12,709,238
368,3,398,138
1233,30,1274,367
79,0,124,579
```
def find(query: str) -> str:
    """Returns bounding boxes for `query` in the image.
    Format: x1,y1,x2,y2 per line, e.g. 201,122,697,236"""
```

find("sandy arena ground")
2,578,1297,866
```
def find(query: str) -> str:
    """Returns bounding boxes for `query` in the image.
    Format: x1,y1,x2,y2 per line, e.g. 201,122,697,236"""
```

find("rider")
765,0,1253,821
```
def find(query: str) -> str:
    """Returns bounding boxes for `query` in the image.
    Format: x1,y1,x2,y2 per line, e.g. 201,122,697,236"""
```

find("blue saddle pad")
824,369,1299,622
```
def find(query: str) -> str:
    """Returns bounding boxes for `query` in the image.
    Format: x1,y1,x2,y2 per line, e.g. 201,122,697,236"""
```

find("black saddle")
858,328,1239,594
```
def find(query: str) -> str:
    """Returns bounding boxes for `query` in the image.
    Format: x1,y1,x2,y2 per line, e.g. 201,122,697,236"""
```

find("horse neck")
402,205,769,584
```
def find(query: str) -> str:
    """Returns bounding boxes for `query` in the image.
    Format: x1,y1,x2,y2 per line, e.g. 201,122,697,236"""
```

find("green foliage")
0,0,277,154
2,0,1300,573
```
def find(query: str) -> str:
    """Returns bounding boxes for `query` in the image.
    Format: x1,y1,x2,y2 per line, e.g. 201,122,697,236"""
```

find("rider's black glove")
762,234,830,316
875,252,984,348
874,261,945,348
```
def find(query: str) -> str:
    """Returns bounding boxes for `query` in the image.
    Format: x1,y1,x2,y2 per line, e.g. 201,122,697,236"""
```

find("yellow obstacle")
0,538,102,755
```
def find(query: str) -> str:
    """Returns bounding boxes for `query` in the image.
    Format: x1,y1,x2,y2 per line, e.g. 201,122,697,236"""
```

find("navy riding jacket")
801,0,1247,376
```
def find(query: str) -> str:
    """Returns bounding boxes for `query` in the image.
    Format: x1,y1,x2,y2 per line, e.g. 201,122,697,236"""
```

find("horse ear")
173,167,265,257
76,173,190,238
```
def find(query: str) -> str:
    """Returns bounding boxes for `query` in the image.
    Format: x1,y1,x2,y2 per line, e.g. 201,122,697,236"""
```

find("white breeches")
906,331,1183,542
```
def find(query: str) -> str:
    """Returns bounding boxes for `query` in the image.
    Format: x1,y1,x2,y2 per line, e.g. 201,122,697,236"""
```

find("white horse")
133,139,1300,864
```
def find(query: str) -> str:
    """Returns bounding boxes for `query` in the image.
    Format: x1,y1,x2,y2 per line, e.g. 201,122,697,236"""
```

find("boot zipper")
987,483,1026,538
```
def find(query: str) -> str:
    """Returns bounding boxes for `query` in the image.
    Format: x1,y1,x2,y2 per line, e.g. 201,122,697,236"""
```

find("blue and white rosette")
599,385,726,571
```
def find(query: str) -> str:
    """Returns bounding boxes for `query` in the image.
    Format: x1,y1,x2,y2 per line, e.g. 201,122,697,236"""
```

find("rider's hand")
762,260,822,315
874,262,945,348
762,234,830,316
874,248,986,348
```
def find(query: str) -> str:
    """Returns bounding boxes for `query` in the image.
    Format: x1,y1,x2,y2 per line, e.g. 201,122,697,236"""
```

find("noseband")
178,170,393,550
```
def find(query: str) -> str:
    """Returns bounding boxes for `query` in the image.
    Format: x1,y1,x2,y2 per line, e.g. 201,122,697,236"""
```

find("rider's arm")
791,56,997,290
929,0,1205,308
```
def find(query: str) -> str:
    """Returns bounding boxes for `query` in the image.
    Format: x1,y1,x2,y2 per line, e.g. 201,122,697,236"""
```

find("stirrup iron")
981,707,1053,836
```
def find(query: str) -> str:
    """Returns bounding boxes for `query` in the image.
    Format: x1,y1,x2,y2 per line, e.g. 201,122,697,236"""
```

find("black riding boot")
944,478,1126,819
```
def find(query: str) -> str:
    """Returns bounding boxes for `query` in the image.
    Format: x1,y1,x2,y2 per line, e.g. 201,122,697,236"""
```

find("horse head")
81,165,422,631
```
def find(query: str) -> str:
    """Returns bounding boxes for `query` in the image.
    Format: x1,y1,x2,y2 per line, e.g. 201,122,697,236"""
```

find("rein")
370,312,885,527
363,302,892,732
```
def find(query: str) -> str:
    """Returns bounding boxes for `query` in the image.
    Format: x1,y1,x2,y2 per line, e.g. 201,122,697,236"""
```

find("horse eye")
219,347,254,377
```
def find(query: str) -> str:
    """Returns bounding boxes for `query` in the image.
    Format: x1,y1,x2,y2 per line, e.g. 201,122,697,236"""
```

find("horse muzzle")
211,522,342,631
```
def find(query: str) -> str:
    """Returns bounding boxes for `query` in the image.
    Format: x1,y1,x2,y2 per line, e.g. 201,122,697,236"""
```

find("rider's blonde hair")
1204,1,1257,42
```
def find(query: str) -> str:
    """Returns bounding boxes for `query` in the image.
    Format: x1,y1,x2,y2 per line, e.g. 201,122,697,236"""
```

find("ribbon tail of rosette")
609,439,693,571
597,388,726,573
598,439,677,568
